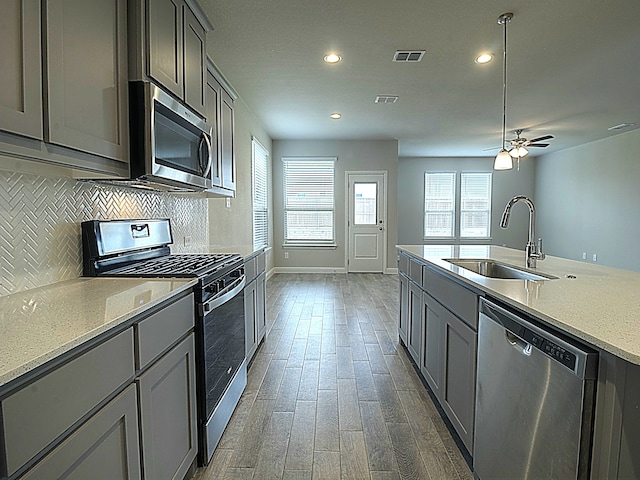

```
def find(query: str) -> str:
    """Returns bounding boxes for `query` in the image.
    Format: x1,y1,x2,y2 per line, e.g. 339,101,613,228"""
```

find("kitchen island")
397,245,640,479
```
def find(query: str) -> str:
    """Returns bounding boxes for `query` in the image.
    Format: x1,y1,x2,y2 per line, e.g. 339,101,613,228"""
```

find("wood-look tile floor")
194,273,473,480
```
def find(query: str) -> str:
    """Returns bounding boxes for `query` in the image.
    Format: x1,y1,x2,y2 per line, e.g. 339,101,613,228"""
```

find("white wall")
397,156,536,249
535,129,640,271
272,139,398,271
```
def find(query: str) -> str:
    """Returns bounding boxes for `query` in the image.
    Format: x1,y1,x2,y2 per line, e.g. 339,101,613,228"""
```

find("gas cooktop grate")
109,253,240,277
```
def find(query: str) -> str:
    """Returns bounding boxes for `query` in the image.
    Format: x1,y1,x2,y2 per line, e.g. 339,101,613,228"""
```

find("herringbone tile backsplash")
0,171,208,295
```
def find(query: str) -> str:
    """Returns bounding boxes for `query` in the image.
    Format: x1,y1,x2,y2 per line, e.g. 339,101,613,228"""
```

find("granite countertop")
0,277,196,388
397,244,640,365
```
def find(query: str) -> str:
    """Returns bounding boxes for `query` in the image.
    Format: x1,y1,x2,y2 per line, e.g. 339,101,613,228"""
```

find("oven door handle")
201,276,246,313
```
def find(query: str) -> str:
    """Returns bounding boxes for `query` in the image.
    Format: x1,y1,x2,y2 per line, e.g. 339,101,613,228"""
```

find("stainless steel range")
81,218,246,465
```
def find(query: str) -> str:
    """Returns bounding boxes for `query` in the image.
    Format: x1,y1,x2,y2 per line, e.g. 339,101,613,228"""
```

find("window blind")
283,157,336,244
252,138,269,250
460,172,492,238
424,172,456,238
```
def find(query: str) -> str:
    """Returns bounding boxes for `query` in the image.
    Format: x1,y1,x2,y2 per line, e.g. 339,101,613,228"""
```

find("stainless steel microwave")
128,81,212,191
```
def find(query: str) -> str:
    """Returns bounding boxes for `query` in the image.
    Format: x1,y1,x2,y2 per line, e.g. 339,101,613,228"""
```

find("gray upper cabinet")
145,0,209,117
0,0,130,178
0,0,43,140
205,66,237,197
45,0,129,162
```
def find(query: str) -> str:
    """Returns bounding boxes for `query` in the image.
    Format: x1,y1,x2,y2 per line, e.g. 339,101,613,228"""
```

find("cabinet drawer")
2,328,135,477
398,253,409,275
423,267,478,329
409,257,424,286
256,251,266,274
244,256,257,283
137,293,194,370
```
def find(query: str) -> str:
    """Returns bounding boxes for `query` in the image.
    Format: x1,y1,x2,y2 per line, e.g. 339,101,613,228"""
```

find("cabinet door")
21,385,141,480
256,271,266,342
183,4,206,116
421,293,444,400
45,0,128,162
148,0,184,99
398,274,409,344
407,281,422,365
0,0,43,139
220,89,236,191
137,335,197,480
442,310,477,453
244,278,258,362
206,72,222,188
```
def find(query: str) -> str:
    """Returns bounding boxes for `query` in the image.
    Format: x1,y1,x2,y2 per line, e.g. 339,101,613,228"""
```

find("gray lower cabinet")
245,252,267,363
421,292,443,399
440,305,477,452
397,251,479,456
137,335,197,480
407,280,423,364
21,385,141,480
398,272,409,344
0,292,196,480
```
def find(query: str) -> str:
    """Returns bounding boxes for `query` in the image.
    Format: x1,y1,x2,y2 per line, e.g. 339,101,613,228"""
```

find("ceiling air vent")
375,95,399,104
393,50,425,62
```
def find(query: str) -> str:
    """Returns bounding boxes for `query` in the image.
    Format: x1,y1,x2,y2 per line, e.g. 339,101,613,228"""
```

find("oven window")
202,290,245,419
154,103,206,176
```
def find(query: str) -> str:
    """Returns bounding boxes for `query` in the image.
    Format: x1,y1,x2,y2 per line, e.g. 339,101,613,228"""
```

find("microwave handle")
199,133,213,177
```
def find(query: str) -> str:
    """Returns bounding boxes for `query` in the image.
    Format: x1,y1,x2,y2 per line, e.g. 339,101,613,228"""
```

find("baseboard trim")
271,266,348,274
385,268,399,274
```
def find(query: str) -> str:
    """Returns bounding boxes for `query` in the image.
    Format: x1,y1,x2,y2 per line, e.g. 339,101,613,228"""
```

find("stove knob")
207,283,220,295
217,279,226,290
231,267,244,278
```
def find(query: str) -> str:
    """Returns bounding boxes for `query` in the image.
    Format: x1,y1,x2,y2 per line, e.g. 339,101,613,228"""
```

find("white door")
347,173,386,272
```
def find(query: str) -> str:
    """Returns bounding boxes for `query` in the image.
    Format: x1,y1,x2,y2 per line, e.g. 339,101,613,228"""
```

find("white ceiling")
200,0,640,157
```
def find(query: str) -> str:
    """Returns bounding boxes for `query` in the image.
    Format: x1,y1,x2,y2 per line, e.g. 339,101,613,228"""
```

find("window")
252,137,269,250
424,172,456,238
283,157,336,245
424,171,492,240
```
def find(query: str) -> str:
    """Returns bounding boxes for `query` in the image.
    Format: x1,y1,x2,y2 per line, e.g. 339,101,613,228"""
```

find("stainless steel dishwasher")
474,298,598,480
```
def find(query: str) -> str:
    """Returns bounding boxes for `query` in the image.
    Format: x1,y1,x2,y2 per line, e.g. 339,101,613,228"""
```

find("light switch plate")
226,198,231,208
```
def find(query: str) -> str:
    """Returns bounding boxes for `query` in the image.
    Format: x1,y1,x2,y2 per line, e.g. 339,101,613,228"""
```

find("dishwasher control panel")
529,333,577,371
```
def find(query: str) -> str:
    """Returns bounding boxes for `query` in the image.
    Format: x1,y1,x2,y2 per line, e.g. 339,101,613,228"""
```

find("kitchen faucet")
500,195,545,268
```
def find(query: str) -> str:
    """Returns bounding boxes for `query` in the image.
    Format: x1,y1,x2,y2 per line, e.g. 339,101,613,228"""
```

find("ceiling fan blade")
528,143,550,148
482,146,502,151
527,135,554,144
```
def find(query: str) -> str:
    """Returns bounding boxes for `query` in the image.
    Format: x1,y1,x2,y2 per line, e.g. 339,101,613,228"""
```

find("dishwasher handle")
480,298,598,379
505,330,533,356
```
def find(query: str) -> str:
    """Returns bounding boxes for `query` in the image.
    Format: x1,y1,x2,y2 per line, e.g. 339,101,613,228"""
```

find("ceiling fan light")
509,146,528,158
494,149,513,170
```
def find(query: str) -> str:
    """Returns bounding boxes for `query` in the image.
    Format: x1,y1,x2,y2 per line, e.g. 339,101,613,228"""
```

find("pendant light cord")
499,14,512,151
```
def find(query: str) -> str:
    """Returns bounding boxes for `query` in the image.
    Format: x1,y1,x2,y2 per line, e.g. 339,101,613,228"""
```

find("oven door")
198,276,246,463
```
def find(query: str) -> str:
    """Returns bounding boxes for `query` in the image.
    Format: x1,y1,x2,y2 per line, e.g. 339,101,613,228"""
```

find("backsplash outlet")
0,171,208,296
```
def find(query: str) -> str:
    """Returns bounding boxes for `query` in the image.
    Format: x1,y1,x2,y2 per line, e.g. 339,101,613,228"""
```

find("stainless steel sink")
444,259,558,280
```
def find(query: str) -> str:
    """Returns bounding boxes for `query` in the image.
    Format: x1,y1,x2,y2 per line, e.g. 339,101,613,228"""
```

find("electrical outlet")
582,252,587,260
226,198,231,208
184,236,192,247
592,253,597,262
284,252,289,259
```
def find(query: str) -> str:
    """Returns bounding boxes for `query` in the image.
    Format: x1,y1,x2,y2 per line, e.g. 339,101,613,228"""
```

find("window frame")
282,156,337,247
251,137,269,250
423,170,492,242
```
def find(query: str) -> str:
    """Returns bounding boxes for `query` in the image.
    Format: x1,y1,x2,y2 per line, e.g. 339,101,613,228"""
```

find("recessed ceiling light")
475,53,494,64
323,53,342,64
330,113,341,119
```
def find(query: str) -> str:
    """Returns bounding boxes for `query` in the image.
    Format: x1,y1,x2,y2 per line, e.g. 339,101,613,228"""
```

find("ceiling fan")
507,129,554,158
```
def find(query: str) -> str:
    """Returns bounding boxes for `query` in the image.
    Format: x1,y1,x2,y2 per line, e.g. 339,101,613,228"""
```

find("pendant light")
494,13,514,170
